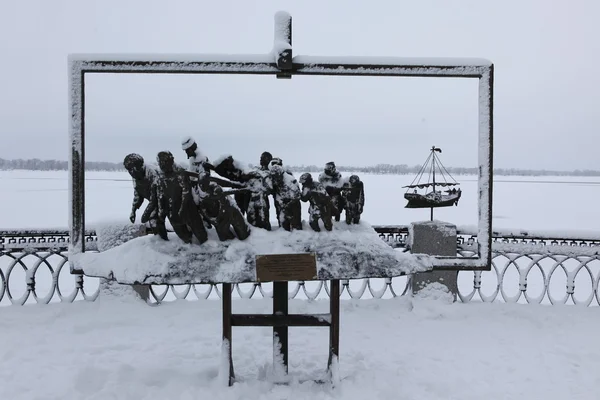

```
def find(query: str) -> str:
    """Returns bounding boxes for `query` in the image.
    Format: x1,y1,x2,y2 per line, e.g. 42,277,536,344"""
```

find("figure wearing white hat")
181,136,212,176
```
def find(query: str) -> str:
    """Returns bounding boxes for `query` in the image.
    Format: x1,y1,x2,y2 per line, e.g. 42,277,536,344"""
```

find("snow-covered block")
413,282,455,304
409,221,458,301
94,220,150,301
272,11,292,53
408,220,456,256
95,220,147,252
72,221,433,285
272,10,292,70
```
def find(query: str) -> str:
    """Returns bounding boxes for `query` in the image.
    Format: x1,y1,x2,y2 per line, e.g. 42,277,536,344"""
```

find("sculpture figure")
123,153,168,240
318,162,345,222
268,157,294,176
212,154,273,230
259,151,273,171
299,172,333,232
195,174,251,241
182,136,213,175
258,151,276,226
244,169,273,231
270,164,302,231
212,155,251,215
341,175,365,224
267,156,294,227
156,151,208,244
181,139,244,229
269,157,282,168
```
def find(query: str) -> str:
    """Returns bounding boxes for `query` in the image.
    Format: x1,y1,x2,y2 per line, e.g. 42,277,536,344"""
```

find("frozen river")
1,170,599,235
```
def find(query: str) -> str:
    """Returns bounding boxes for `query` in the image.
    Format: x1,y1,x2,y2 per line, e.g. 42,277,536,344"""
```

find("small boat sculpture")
403,146,461,212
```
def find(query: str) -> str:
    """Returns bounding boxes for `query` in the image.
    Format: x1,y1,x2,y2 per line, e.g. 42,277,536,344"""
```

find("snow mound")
95,220,146,252
413,282,455,304
72,221,433,284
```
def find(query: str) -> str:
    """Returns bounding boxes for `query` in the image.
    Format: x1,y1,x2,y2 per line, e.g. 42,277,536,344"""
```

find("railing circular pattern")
0,249,100,305
2,228,600,306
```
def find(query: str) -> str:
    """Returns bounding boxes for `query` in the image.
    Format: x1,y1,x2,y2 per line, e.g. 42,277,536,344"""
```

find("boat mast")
431,146,436,193
430,146,436,221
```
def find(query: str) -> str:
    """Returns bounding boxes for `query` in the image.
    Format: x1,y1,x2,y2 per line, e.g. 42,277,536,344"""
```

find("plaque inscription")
255,253,317,282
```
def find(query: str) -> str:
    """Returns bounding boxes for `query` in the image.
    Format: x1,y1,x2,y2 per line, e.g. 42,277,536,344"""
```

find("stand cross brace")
221,280,340,386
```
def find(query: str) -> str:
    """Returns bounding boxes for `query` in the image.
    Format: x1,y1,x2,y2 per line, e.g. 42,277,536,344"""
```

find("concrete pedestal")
409,221,458,301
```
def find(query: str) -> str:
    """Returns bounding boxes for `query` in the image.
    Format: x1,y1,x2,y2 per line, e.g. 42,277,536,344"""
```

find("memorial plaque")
255,253,317,282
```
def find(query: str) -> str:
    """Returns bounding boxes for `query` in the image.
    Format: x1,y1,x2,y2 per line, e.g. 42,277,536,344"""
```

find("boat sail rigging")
403,146,461,220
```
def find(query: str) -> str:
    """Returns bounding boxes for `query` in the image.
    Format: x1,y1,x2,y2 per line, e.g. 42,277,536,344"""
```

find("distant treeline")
0,158,123,172
286,164,600,177
2,158,600,177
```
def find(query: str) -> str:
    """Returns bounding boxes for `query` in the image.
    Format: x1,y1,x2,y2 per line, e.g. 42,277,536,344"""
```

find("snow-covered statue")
213,155,245,181
244,169,273,231
318,161,345,222
195,174,251,241
212,155,251,215
341,175,365,225
267,157,294,227
268,157,294,175
269,157,282,168
299,172,334,232
181,136,213,175
212,154,273,230
181,139,241,225
270,164,302,231
259,151,273,171
156,151,208,244
123,153,168,240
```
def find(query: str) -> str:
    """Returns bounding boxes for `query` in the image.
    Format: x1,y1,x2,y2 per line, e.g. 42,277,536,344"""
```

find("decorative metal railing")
2,226,600,306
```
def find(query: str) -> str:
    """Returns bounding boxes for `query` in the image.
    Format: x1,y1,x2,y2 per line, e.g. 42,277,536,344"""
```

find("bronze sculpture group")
124,136,365,244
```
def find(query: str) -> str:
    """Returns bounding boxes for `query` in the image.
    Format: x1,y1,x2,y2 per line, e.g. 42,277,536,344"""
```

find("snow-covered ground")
1,293,598,400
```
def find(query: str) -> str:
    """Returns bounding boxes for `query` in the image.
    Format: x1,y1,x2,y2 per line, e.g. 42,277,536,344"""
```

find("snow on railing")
1,226,600,306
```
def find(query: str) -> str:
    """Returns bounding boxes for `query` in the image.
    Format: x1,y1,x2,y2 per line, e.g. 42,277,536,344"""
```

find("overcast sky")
0,0,598,170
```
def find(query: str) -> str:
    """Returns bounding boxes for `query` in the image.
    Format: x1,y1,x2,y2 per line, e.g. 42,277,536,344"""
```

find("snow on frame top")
293,55,492,68
68,53,281,74
68,53,276,64
68,53,492,75
68,53,491,67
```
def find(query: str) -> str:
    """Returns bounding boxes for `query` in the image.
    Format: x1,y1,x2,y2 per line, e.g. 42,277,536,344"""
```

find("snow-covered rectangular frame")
68,15,493,272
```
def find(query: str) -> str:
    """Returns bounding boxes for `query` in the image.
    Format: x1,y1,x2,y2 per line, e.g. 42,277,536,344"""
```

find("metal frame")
69,12,493,271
